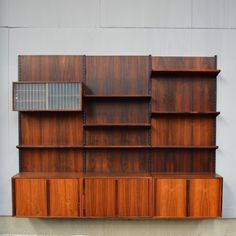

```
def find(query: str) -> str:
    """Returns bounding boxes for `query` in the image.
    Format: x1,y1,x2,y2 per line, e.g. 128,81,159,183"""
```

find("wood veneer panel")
85,101,149,124
152,57,216,70
15,179,47,217
86,150,149,173
152,117,191,146
154,179,186,217
152,77,215,112
84,178,116,217
49,179,80,217
86,129,149,146
192,78,216,111
192,117,215,146
152,117,215,146
20,112,83,145
117,178,151,217
152,77,192,112
85,56,149,95
151,150,215,173
19,56,83,82
21,150,83,172
189,178,222,217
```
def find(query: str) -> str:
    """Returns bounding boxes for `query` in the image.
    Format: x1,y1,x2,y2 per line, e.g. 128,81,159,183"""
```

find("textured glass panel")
13,82,81,111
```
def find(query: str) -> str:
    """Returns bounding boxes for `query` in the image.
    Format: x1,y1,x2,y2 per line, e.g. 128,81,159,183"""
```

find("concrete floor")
0,217,235,236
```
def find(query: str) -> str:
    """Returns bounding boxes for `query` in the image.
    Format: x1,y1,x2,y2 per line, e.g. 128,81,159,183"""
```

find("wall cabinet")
13,82,82,111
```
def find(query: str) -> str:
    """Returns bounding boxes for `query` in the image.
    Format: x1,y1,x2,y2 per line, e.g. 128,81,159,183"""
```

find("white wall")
0,0,236,217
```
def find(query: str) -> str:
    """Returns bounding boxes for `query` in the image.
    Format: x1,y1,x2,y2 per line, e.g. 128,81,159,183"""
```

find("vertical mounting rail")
82,55,87,174
148,55,152,173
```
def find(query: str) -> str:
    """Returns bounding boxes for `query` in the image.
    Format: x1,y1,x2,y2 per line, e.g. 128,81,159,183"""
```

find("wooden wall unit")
12,55,223,219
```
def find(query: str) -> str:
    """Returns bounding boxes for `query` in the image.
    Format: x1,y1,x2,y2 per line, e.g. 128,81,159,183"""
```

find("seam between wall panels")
2,26,236,30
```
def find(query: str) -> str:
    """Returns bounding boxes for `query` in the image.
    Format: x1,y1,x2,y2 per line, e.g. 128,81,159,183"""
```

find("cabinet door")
117,178,151,217
154,179,186,217
189,178,222,217
15,179,47,217
84,178,116,217
49,179,80,217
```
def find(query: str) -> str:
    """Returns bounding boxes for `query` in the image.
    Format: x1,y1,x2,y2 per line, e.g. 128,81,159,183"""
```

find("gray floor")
0,217,236,236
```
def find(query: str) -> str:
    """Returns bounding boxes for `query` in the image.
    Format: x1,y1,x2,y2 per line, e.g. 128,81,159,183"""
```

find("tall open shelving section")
12,55,222,218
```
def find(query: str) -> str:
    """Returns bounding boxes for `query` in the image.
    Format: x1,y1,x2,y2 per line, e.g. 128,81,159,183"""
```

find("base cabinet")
12,175,222,218
153,178,222,218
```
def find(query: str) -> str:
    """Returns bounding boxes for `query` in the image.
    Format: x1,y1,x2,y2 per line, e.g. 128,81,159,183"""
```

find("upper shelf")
151,69,221,77
16,145,218,149
83,123,151,128
84,145,150,149
84,95,151,100
152,112,220,117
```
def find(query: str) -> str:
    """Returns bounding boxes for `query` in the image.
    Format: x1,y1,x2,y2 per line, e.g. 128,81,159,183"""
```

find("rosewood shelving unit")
11,55,223,218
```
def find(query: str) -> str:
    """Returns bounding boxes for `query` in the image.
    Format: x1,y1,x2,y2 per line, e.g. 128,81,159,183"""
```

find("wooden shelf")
151,112,220,117
16,145,83,149
152,69,220,77
84,95,151,100
83,123,151,128
84,145,151,149
151,145,218,149
16,145,218,150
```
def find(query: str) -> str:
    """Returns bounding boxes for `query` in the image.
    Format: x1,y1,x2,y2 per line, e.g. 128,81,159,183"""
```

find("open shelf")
16,145,83,149
151,112,220,117
17,145,218,150
151,145,218,149
84,145,151,149
84,95,151,100
152,69,220,77
83,123,151,128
